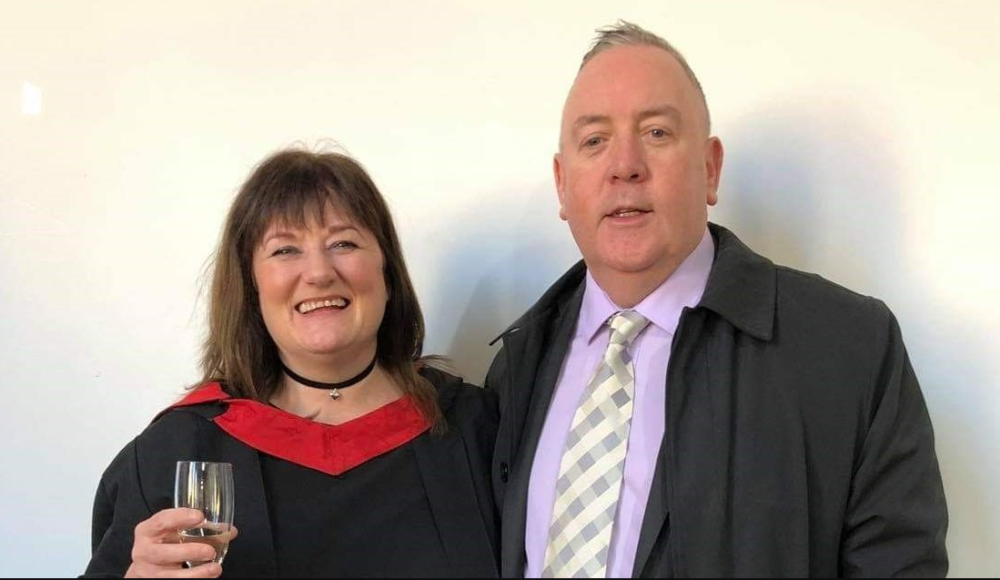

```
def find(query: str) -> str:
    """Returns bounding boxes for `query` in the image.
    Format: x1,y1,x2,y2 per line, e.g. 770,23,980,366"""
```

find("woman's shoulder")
96,413,199,489
141,398,226,441
114,395,230,472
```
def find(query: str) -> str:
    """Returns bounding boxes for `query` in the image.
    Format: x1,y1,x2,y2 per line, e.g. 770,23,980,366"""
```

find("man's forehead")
577,45,686,84
560,45,705,134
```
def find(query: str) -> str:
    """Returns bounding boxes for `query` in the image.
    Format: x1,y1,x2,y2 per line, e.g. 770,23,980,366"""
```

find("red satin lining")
172,383,431,476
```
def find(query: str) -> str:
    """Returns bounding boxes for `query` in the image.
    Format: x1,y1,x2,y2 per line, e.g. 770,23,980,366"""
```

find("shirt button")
500,461,509,483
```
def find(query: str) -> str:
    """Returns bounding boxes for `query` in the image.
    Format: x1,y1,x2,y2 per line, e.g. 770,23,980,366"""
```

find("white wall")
1,1,996,576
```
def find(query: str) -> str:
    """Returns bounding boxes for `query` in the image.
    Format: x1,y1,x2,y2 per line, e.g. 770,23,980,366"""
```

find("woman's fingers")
126,508,233,577
135,508,206,540
132,540,218,567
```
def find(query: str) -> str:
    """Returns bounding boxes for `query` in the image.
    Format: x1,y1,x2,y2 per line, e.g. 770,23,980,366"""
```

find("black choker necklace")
280,356,378,400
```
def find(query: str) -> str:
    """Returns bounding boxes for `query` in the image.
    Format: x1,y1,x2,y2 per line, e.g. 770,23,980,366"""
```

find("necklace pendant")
329,389,341,400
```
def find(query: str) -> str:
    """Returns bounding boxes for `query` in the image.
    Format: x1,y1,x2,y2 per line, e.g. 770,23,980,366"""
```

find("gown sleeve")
83,411,206,577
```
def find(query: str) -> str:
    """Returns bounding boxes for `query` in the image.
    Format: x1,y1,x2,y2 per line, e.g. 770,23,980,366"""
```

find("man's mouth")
608,207,650,218
296,297,351,314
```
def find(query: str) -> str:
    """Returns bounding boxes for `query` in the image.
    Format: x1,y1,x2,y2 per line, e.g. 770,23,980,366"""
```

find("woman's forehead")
261,200,359,234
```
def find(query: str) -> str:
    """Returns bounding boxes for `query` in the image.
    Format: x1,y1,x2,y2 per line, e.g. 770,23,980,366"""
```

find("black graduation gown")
84,368,500,578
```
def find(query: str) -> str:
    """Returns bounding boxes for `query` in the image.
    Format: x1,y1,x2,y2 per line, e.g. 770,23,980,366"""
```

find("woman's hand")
124,508,238,578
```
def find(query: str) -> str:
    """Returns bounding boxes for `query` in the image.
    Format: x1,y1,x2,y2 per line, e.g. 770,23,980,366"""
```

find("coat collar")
495,223,777,342
699,223,776,340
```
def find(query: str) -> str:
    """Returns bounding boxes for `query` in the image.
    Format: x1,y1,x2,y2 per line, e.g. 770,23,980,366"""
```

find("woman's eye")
271,247,298,257
329,241,358,250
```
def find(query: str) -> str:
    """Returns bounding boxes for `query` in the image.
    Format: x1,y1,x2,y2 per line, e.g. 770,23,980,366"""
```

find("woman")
84,149,499,577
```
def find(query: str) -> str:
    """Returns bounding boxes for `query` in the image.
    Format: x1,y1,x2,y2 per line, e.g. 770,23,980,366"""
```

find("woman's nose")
303,250,337,286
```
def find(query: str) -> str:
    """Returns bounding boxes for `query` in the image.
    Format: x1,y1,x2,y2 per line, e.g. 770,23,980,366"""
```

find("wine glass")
174,461,235,566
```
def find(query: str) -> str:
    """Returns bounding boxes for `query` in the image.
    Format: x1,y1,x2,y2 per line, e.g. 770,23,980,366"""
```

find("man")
486,21,948,578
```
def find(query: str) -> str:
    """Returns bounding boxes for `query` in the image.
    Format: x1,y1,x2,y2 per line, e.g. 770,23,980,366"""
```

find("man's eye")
584,136,603,148
649,128,669,139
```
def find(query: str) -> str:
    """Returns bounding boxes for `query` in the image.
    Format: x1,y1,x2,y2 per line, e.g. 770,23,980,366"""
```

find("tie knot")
608,310,649,347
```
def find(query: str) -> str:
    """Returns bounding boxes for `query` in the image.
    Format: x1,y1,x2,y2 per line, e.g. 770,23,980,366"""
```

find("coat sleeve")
83,411,205,578
840,301,949,577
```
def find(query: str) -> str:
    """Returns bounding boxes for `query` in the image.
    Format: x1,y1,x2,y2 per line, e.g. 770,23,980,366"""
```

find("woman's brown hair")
199,148,442,428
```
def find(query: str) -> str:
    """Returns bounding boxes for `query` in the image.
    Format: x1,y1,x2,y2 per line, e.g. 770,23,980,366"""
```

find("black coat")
486,223,948,577
85,369,500,578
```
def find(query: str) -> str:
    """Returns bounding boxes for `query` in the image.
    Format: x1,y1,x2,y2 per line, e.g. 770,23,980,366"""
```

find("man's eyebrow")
636,106,681,124
572,114,611,132
571,107,682,133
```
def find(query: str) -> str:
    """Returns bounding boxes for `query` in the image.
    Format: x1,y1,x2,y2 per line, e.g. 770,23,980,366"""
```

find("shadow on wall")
901,304,1000,576
423,180,579,386
718,99,997,575
714,99,909,288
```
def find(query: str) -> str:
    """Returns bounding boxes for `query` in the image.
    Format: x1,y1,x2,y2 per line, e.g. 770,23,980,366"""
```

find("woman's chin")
282,342,352,361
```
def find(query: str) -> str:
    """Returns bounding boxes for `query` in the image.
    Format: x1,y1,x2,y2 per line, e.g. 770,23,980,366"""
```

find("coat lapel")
496,324,535,577
631,435,672,577
651,309,730,577
499,283,584,577
631,308,711,577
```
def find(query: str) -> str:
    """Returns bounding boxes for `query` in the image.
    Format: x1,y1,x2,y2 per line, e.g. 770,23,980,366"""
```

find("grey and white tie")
542,310,650,578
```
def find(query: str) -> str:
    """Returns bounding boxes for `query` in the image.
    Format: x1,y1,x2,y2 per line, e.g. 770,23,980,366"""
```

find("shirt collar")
578,227,716,343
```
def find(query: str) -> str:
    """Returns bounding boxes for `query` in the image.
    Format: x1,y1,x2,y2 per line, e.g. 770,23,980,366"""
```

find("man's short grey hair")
581,20,711,131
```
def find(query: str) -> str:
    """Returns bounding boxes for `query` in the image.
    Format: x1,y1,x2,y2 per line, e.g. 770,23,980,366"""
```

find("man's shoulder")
770,264,895,345
710,223,885,313
775,264,880,309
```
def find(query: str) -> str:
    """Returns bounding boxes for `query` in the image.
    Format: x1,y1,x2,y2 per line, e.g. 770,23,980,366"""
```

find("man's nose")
609,136,649,183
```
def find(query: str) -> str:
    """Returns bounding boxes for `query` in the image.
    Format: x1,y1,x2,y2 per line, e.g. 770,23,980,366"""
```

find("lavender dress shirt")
524,228,715,578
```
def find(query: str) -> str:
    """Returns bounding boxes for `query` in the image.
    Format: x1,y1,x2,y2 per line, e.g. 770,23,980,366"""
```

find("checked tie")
542,310,650,578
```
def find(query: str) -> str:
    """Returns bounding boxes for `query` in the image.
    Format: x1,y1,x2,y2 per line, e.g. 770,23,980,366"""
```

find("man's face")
555,44,722,297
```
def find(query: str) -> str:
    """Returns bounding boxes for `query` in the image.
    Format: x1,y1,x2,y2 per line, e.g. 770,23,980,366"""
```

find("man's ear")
704,137,724,206
554,153,568,220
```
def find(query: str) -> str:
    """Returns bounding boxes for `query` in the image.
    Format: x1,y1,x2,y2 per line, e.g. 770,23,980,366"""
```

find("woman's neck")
281,345,377,384
271,361,402,425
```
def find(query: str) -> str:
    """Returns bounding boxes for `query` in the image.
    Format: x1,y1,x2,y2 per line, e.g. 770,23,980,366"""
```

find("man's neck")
589,266,678,308
587,233,708,308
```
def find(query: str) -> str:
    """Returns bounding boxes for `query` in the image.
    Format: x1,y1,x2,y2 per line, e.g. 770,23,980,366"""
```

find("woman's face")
252,203,387,372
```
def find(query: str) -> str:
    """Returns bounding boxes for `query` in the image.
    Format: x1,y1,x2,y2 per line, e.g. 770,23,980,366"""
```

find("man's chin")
591,253,663,275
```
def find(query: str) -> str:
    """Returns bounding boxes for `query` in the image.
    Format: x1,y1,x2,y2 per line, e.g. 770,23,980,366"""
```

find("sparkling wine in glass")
174,461,235,566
